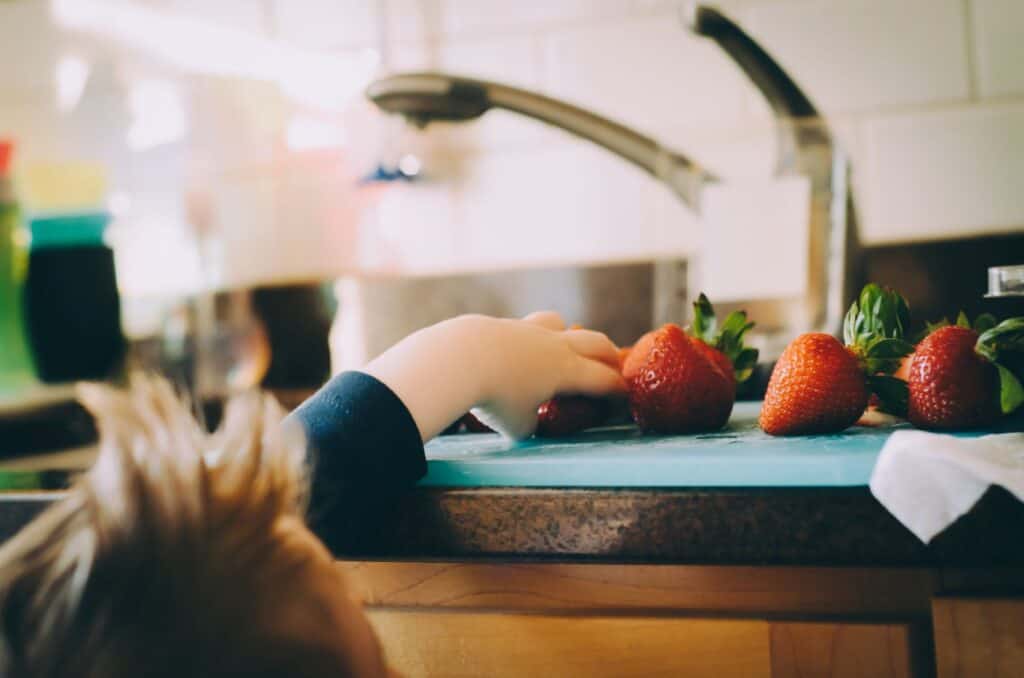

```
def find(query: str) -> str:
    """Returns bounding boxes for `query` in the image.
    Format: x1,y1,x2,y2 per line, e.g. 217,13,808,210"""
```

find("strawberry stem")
844,284,914,374
867,375,909,417
690,292,759,384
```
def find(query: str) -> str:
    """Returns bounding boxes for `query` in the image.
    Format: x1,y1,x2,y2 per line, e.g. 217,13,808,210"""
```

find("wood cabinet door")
367,610,920,678
933,597,1024,678
771,622,917,678
369,610,770,678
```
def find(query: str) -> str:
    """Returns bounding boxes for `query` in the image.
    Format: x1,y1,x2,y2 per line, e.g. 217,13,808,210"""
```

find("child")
0,312,624,677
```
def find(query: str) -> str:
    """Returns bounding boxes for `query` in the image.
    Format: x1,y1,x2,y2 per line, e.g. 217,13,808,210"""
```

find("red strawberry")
692,338,736,389
909,323,1019,430
760,334,869,435
622,329,657,381
535,396,611,437
627,324,734,433
532,324,617,437
761,284,914,436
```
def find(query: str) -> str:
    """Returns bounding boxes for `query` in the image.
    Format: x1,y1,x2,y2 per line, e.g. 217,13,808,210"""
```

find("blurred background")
1,0,1023,425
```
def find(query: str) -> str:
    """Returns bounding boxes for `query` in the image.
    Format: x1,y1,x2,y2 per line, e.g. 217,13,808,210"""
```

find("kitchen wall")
356,0,1024,272
2,0,1023,291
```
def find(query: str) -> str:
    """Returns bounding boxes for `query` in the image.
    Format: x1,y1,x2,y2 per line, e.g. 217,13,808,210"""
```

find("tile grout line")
962,0,980,101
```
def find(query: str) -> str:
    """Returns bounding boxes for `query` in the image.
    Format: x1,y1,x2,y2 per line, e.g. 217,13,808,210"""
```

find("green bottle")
0,141,37,395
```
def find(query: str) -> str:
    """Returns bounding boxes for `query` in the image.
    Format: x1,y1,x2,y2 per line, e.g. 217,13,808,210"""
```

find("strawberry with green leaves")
907,314,1024,430
625,294,758,434
761,284,914,435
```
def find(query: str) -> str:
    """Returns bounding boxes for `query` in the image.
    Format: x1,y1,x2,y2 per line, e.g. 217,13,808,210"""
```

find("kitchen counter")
3,484,1023,567
3,403,1022,677
3,402,1022,566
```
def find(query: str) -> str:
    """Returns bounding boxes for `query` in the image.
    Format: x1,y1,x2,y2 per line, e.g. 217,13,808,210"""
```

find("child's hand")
363,312,626,441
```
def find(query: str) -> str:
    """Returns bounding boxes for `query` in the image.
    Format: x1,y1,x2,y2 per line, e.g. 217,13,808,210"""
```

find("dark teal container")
24,212,124,383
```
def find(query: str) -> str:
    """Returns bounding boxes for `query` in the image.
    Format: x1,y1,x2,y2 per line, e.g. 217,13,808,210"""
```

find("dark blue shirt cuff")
287,371,426,552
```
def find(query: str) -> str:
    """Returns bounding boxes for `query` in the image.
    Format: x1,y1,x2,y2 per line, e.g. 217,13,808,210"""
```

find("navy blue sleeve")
287,371,427,553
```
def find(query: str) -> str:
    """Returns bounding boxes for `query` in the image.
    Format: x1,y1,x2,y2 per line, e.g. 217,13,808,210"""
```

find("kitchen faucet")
365,5,861,358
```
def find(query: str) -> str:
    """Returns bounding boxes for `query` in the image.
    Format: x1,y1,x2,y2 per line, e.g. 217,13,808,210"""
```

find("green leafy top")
691,293,759,384
843,283,914,374
842,284,914,417
916,311,998,341
975,317,1024,415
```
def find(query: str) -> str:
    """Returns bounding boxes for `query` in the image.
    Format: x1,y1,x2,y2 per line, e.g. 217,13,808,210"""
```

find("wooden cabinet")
933,597,1024,678
369,611,772,678
367,611,919,677
771,622,916,678
345,562,934,677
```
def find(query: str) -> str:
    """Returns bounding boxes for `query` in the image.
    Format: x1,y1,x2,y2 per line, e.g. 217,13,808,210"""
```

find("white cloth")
869,430,1024,543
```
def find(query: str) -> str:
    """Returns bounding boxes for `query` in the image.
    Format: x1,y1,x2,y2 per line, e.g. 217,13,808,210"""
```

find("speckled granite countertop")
5,484,1021,567
3,402,1022,566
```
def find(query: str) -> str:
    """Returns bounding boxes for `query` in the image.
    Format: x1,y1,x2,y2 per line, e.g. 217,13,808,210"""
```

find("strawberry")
535,396,611,437
761,284,914,435
760,333,870,435
627,323,734,433
622,295,756,433
530,324,617,437
907,316,1024,430
622,329,657,381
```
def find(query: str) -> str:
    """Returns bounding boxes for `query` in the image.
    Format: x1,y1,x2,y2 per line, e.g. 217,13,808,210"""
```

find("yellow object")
19,162,107,213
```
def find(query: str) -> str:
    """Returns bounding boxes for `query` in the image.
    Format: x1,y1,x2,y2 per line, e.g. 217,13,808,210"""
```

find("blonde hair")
0,377,365,677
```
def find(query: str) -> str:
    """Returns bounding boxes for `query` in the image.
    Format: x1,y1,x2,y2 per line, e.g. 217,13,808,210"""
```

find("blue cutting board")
422,401,1014,488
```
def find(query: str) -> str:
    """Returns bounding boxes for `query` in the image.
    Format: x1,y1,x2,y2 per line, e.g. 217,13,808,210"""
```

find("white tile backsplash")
363,0,1024,263
360,139,701,274
383,0,444,44
4,0,1024,290
438,34,543,88
159,0,269,35
272,0,379,49
971,0,1024,98
743,0,970,115
439,0,625,38
543,14,755,137
861,102,1024,243
454,140,687,265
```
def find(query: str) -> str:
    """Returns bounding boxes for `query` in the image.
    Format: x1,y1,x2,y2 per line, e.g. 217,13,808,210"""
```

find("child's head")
0,378,389,677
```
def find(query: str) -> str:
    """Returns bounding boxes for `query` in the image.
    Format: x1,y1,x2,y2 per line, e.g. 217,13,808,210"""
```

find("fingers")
565,329,621,369
559,356,628,397
522,311,565,331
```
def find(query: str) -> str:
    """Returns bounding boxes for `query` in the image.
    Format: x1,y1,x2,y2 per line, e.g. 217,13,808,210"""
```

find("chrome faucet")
365,5,861,359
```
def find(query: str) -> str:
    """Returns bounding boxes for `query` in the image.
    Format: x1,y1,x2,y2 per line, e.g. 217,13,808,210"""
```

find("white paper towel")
869,430,1024,543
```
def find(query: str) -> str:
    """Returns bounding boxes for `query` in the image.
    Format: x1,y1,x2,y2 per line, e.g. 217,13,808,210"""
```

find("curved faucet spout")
366,73,712,210
364,4,862,352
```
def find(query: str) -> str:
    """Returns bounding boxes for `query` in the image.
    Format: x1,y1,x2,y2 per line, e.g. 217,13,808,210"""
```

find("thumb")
522,311,565,331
